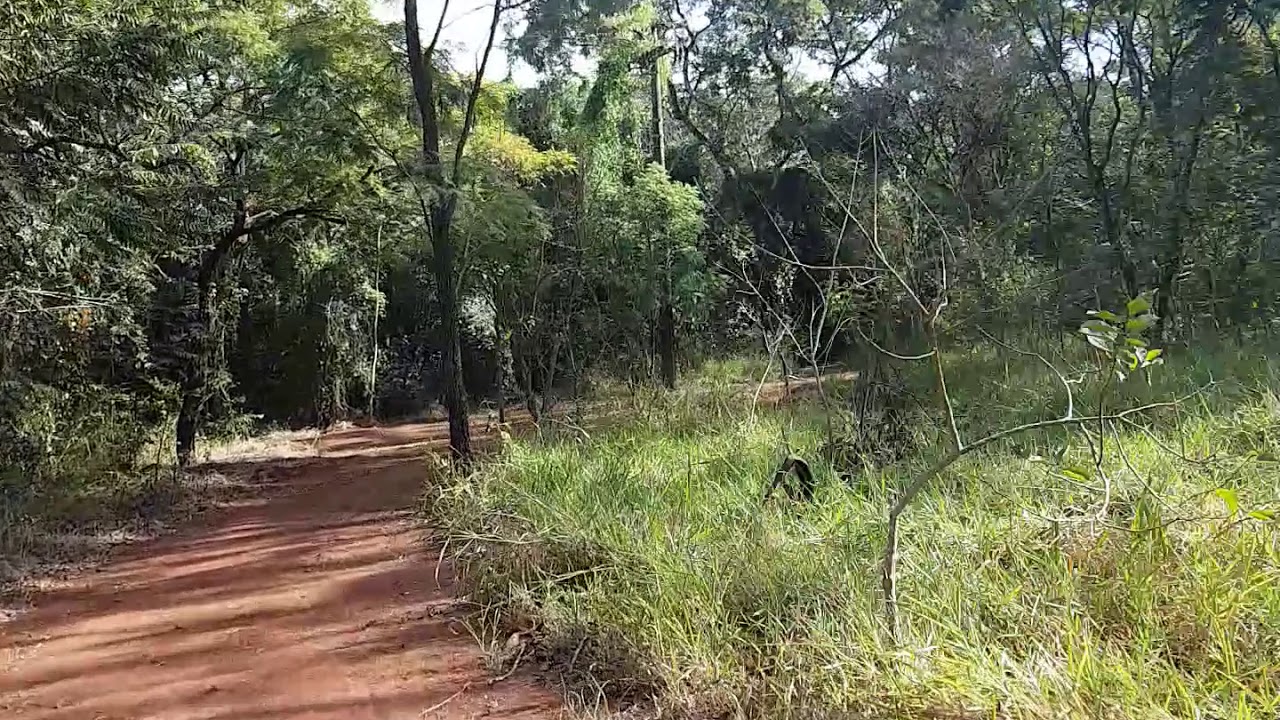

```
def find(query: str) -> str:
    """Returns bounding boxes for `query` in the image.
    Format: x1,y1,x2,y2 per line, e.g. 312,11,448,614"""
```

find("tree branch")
405,0,443,174
880,388,1203,637
426,0,451,56
451,0,504,185
666,77,736,178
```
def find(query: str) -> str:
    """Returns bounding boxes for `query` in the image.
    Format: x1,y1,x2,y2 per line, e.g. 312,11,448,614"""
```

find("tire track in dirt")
0,421,562,720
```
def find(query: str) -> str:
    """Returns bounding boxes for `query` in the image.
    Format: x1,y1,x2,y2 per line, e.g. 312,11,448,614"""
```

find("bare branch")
881,389,1202,637
666,77,735,177
857,328,935,361
426,0,451,56
976,327,1075,420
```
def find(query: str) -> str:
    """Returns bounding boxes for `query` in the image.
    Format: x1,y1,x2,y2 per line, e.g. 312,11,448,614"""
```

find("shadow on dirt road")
0,422,562,720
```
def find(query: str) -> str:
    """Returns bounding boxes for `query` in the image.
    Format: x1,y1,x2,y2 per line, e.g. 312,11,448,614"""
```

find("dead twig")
419,682,472,717
490,641,527,685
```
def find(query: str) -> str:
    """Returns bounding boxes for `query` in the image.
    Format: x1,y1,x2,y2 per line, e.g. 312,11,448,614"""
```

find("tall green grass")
430,346,1280,719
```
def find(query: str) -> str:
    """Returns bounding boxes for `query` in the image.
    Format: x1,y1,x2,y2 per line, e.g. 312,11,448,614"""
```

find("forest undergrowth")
429,343,1280,720
0,419,252,595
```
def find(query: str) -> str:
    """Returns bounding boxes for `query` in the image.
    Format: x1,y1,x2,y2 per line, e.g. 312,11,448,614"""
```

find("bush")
1,378,182,579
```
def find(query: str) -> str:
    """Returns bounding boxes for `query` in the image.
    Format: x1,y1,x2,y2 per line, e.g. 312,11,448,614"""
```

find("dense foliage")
7,0,1278,471
1,0,712,482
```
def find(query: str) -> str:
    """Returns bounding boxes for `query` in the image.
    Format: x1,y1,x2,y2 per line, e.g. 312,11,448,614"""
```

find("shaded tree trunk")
658,301,676,388
429,196,471,459
404,0,478,460
516,339,540,423
494,313,506,426
1087,165,1138,300
650,31,676,389
1153,77,1213,342
175,248,222,467
174,290,210,467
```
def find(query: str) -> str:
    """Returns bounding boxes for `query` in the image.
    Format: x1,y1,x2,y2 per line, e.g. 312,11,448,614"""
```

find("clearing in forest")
0,422,562,720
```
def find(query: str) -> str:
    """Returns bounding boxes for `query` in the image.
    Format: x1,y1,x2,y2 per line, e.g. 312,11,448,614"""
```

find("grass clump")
430,350,1280,719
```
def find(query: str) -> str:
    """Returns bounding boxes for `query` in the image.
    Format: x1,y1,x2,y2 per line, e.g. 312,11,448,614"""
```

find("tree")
403,0,507,460
2,0,407,472
6,0,1280,520
148,1,392,465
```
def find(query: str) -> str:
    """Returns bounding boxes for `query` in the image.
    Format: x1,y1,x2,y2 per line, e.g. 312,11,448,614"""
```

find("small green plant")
1080,295,1164,380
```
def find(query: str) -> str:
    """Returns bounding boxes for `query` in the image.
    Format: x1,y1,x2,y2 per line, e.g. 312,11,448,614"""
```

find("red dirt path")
0,421,563,720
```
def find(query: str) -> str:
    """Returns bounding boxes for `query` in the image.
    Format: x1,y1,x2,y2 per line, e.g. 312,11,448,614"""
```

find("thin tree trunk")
1089,165,1137,300
404,0,482,461
494,309,506,426
516,341,539,423
368,224,382,420
650,25,676,390
1154,124,1207,343
430,197,471,459
176,276,215,467
658,301,676,387
1154,254,1180,342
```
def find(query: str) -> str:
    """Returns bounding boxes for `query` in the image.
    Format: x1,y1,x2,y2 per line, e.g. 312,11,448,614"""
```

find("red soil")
0,420,563,720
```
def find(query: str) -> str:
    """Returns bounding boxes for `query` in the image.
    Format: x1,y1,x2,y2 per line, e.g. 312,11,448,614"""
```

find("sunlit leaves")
1081,295,1164,380
469,126,577,184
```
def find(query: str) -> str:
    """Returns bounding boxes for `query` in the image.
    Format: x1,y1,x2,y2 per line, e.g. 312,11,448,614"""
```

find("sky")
368,0,549,86
366,0,879,88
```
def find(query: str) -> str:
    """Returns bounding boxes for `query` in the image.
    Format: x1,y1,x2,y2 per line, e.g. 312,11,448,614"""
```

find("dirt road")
0,422,562,720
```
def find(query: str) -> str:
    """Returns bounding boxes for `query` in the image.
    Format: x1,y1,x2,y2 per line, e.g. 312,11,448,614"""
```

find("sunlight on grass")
429,346,1280,719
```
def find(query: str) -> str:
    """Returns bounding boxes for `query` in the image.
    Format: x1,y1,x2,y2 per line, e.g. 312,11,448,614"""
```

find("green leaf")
1126,316,1153,334
1081,319,1111,333
1126,296,1151,316
1080,320,1118,352
1215,488,1239,515
1247,509,1276,522
1144,348,1163,363
1088,309,1121,323
1061,466,1092,483
1082,331,1111,351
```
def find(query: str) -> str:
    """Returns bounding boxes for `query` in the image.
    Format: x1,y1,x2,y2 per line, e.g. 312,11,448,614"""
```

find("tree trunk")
494,312,506,426
368,225,382,420
1153,123,1205,343
658,301,676,389
404,0,475,461
1154,259,1179,343
1088,165,1137,300
518,346,540,423
650,30,676,390
540,323,563,418
175,382,201,467
430,197,471,460
175,276,215,467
